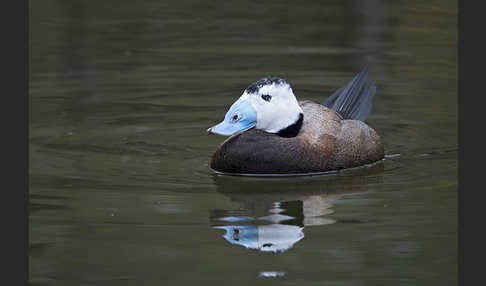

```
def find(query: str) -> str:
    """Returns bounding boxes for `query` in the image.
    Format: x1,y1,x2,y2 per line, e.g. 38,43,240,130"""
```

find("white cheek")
251,97,302,133
245,84,303,133
256,107,278,130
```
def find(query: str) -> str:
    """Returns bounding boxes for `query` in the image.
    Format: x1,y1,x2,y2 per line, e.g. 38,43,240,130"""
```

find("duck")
207,66,384,176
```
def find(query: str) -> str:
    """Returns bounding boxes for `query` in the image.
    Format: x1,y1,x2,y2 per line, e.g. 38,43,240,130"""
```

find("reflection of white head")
242,78,303,133
216,224,304,253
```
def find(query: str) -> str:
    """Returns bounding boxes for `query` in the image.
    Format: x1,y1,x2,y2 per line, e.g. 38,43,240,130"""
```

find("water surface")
30,0,457,285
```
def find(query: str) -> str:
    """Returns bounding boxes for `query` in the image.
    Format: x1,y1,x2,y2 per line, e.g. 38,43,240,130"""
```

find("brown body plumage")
210,100,384,175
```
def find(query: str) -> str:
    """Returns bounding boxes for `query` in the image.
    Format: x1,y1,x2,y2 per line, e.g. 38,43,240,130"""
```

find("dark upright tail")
321,66,376,122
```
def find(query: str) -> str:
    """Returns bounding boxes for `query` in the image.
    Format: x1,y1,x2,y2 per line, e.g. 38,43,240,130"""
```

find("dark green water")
29,0,457,285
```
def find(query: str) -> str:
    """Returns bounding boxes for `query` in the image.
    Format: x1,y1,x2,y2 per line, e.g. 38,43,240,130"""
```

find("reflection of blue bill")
216,216,255,222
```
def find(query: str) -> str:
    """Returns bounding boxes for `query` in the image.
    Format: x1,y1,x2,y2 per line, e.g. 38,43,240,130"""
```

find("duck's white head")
207,77,304,137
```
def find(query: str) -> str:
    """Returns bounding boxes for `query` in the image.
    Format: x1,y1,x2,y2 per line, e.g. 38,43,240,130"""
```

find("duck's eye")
261,94,272,102
232,114,239,121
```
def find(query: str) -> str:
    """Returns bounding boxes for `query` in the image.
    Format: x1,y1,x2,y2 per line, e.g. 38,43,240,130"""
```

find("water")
29,0,457,285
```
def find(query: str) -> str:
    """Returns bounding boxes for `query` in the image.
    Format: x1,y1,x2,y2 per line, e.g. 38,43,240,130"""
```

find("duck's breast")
210,129,314,174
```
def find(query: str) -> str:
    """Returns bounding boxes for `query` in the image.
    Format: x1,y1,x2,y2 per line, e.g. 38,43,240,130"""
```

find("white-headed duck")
207,67,384,175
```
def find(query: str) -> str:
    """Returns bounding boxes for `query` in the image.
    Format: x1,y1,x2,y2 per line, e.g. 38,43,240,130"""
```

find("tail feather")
322,66,376,121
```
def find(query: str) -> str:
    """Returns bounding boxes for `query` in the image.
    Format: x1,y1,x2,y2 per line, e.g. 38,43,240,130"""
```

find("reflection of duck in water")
210,165,384,252
213,202,305,253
